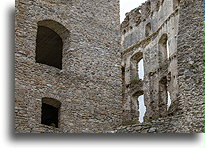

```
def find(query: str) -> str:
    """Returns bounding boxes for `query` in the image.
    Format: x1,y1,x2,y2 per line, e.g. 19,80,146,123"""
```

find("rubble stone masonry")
15,0,204,133
15,0,122,133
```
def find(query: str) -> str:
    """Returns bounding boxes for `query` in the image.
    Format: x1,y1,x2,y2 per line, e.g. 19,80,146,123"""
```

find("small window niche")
145,23,152,37
41,98,61,128
158,34,169,63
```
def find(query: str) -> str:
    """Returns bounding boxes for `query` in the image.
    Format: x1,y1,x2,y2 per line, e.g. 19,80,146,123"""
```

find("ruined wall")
15,0,122,133
119,0,204,133
121,0,179,124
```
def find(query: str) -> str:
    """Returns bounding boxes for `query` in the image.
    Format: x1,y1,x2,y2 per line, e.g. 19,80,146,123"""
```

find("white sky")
138,95,146,123
138,59,146,123
138,59,144,80
120,0,146,22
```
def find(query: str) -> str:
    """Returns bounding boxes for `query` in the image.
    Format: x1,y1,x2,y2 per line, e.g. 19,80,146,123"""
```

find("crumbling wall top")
121,0,165,33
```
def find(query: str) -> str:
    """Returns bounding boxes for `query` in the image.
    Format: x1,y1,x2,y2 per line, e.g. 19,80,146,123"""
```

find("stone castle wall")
116,0,204,133
15,0,122,133
121,0,180,124
15,0,204,133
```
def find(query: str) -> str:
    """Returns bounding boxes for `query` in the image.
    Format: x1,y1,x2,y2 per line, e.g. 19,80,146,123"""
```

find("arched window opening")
138,94,146,123
145,23,151,37
167,91,171,110
158,34,169,63
36,20,70,69
130,52,144,83
41,98,61,128
36,26,63,69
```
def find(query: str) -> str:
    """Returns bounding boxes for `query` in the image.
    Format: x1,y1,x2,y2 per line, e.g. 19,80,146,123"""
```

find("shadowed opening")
36,26,63,69
41,98,61,128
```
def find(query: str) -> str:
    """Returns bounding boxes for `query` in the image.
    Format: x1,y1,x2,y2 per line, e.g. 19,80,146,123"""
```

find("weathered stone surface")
15,0,122,133
118,0,204,133
15,0,204,133
121,0,180,124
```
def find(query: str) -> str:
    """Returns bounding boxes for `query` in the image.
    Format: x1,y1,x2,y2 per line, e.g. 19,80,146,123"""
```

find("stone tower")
15,0,122,133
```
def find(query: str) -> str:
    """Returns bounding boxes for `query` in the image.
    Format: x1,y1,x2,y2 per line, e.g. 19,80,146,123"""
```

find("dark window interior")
36,26,63,69
41,103,59,128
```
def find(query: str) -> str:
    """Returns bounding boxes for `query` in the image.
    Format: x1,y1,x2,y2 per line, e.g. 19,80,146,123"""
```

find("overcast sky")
120,0,146,22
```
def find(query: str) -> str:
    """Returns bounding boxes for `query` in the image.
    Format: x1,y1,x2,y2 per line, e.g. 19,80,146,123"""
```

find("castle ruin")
15,0,204,133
